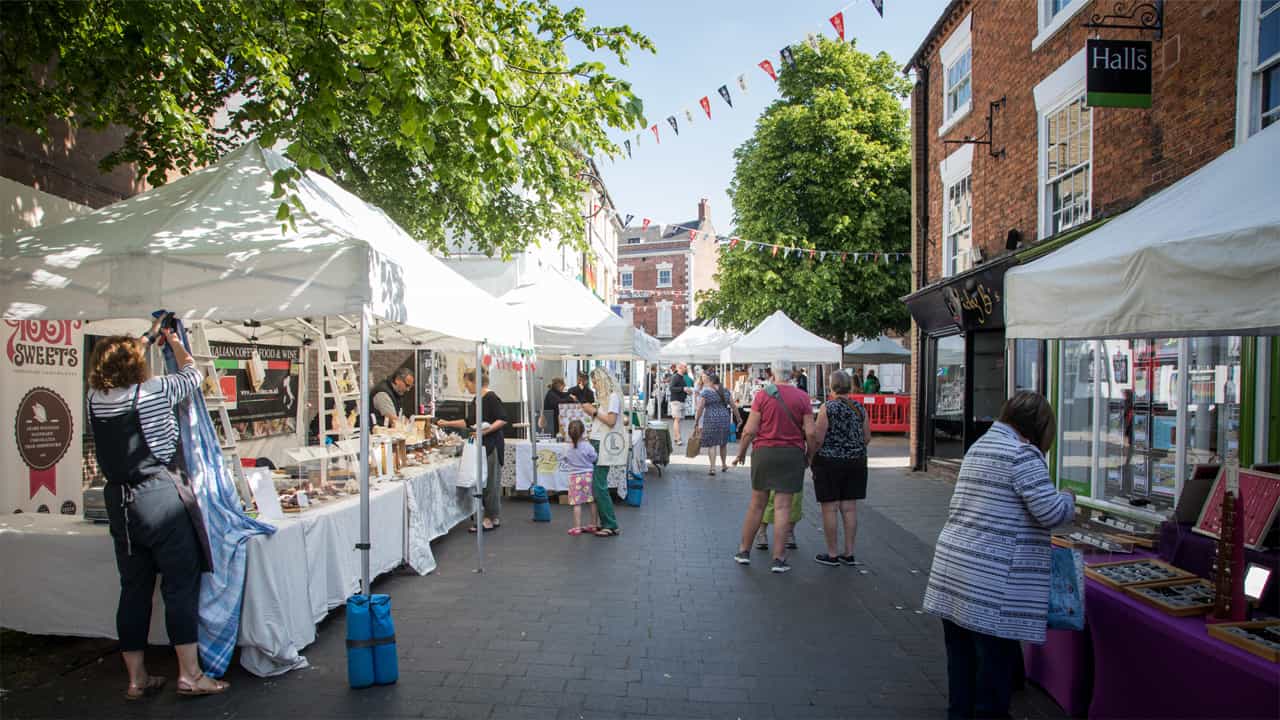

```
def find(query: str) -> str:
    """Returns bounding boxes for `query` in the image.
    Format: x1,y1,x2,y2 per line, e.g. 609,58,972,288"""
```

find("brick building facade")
618,199,719,341
904,0,1245,472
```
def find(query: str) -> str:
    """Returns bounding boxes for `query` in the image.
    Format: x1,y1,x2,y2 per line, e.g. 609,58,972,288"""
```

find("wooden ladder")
189,323,252,506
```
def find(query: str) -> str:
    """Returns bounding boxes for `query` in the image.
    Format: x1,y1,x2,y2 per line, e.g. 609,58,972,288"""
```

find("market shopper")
567,371,595,404
923,391,1075,719
862,370,881,394
86,325,227,699
563,420,600,535
693,372,740,475
539,377,573,437
581,367,623,537
370,366,413,427
732,362,813,573
438,369,507,531
668,363,689,445
808,370,870,566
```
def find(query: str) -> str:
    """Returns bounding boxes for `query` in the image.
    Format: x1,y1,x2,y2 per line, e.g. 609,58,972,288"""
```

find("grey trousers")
484,449,501,520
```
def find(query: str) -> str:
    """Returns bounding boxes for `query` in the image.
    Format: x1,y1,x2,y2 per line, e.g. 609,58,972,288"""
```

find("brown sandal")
177,672,229,697
124,675,166,701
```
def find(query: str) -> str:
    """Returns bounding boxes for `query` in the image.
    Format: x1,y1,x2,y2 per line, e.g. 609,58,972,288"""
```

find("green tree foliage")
0,0,650,255
699,38,911,341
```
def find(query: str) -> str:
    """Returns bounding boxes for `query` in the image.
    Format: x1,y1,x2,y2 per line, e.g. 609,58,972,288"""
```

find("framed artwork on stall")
1193,467,1280,550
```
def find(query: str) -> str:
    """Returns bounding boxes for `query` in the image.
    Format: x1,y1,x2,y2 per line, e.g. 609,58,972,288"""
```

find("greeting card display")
1194,467,1280,550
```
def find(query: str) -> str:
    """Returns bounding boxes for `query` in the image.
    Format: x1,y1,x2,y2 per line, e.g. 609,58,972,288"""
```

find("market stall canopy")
843,335,911,365
633,327,661,363
659,323,742,365
498,269,636,359
719,310,841,364
1005,123,1280,340
0,142,530,350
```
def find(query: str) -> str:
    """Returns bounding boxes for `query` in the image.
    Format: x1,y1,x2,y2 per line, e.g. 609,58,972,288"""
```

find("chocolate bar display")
1123,578,1216,616
1206,620,1280,663
1085,558,1196,589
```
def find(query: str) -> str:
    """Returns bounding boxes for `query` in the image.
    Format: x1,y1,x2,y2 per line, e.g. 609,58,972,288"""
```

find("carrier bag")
625,471,644,507
1047,546,1086,631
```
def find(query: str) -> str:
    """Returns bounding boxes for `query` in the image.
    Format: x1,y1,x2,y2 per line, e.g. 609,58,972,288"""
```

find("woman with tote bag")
580,367,625,537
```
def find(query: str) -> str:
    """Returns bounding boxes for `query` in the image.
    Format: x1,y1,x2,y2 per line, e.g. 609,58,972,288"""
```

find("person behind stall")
862,370,881,395
581,367,622,537
370,367,413,427
562,419,600,535
795,367,808,393
539,377,572,437
693,372,740,475
808,370,870,567
86,323,228,699
437,369,507,531
923,391,1075,719
668,363,688,446
567,371,595,404
851,369,864,392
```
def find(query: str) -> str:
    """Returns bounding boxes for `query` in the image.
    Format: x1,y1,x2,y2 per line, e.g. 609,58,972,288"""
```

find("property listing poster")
207,342,301,441
1,321,85,514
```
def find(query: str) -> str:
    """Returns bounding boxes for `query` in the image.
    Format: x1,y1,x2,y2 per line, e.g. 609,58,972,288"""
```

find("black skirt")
811,455,868,502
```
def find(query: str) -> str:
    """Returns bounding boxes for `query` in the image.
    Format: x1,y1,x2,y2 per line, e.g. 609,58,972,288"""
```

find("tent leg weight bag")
626,471,644,507
346,594,399,688
531,484,551,522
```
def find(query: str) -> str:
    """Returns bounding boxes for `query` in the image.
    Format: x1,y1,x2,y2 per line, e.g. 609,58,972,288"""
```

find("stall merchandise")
1122,578,1216,616
511,434,643,493
1207,621,1280,663
1084,558,1194,588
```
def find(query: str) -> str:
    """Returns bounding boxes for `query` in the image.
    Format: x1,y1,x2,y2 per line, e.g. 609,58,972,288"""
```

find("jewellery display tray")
1084,558,1197,589
1122,577,1216,617
1206,620,1280,663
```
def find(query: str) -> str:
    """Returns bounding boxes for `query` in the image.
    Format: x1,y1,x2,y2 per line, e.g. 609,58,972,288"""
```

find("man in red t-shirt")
732,361,814,573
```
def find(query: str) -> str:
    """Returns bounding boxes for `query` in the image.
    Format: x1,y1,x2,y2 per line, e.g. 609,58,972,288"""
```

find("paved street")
2,437,1065,719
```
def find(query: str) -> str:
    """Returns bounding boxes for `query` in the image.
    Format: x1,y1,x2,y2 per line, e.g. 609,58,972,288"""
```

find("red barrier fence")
851,394,910,433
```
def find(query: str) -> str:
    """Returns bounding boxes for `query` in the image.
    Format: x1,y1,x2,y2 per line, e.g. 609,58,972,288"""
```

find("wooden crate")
1206,620,1280,663
1084,558,1196,589
1122,577,1215,617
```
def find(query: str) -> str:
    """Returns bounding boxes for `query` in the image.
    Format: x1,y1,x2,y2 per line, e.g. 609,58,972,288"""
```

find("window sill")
1032,0,1090,52
937,102,973,138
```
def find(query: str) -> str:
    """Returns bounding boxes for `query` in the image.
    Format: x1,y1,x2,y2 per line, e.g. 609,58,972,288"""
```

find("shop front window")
1014,339,1046,395
1098,338,1178,510
1185,336,1242,475
1057,339,1095,495
972,331,1005,441
931,335,966,460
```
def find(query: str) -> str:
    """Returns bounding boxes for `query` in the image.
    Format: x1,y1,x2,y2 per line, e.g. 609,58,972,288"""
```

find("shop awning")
843,335,911,364
1006,123,1280,339
719,310,841,364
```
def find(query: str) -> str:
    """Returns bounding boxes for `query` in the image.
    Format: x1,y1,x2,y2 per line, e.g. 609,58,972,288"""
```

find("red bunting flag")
642,218,651,230
689,229,697,241
759,59,778,81
842,253,848,262
830,12,845,41
729,237,740,249
699,96,712,119
771,245,779,257
651,124,660,143
809,248,816,259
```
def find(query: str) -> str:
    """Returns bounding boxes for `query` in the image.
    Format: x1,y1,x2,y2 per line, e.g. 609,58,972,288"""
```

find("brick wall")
918,0,1239,282
619,245,691,339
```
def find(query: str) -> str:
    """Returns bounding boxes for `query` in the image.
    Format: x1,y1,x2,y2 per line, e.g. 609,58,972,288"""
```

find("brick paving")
1,437,1067,719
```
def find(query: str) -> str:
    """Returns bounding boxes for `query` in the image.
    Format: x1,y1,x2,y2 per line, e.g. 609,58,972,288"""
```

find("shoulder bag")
764,384,808,465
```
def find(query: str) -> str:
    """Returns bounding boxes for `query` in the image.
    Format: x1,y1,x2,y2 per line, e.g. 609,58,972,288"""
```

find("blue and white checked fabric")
165,324,275,676
922,422,1074,644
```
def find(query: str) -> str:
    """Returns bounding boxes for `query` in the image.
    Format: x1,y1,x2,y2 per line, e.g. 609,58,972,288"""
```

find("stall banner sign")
1087,39,1152,108
207,342,300,440
1,321,85,514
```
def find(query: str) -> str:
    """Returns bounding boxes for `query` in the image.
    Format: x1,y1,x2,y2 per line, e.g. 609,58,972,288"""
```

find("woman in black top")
539,377,572,437
438,368,507,531
807,370,871,567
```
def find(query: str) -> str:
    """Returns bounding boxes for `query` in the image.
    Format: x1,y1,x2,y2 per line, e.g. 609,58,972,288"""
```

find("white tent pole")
358,307,372,594
474,341,485,573
319,318,328,488
523,357,539,494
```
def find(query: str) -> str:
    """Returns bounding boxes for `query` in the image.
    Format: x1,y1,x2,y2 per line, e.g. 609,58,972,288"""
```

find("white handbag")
457,438,486,488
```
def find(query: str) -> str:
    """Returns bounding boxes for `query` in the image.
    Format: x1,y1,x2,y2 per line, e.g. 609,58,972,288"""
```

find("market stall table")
512,437,637,494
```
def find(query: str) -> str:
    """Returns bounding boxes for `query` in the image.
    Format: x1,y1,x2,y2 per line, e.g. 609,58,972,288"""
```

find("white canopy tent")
659,323,742,365
498,269,642,360
719,310,842,364
0,141,532,585
843,335,911,364
1005,123,1280,340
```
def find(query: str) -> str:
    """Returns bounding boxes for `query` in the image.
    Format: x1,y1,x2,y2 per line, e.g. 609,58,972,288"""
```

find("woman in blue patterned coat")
923,391,1074,719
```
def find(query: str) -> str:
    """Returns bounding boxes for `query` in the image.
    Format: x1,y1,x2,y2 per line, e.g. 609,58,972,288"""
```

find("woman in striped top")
87,327,227,700
923,391,1074,719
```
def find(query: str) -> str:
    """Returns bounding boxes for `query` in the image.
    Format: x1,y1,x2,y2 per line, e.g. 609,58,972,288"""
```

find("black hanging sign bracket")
943,96,1006,159
1082,1,1164,40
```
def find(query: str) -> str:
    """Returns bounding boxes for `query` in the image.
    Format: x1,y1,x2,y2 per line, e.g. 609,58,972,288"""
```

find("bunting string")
601,0,888,163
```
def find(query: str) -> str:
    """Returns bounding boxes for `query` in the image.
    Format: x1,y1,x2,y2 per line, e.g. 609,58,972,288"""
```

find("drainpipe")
911,63,931,472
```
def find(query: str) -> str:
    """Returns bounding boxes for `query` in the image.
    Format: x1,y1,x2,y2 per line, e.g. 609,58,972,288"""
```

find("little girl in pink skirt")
563,420,599,535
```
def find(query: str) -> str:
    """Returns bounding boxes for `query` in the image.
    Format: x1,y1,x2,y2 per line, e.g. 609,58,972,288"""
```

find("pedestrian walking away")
923,391,1075,719
668,362,688,445
808,370,870,567
732,361,813,574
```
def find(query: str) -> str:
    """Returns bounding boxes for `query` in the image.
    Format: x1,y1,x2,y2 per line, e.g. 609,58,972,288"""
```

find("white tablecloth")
511,435,645,493
402,462,473,575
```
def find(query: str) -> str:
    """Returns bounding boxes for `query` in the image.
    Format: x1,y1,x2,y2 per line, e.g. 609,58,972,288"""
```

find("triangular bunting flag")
830,11,846,41
842,252,848,262
759,59,778,81
689,229,697,242
737,73,749,93
642,218,651,230
806,33,821,53
623,214,634,226
780,46,795,69
651,124,660,143
870,0,884,18
729,237,740,249
809,248,816,259
699,96,712,119
771,245,779,257
667,116,679,135
718,85,733,108
685,108,695,124
623,139,632,158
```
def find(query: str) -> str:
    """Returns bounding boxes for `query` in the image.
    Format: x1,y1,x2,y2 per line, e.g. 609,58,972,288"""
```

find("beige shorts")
669,401,684,417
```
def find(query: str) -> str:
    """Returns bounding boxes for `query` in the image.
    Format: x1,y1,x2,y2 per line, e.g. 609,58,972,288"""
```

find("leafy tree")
699,38,911,342
0,0,650,256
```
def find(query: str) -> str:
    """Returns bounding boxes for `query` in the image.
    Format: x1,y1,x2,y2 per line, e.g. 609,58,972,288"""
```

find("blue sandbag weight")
345,594,375,689
370,594,399,685
530,484,551,522
625,471,644,507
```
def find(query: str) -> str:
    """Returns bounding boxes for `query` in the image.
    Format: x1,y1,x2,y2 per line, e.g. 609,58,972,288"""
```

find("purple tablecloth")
1159,521,1280,615
1023,628,1092,717
1087,579,1279,719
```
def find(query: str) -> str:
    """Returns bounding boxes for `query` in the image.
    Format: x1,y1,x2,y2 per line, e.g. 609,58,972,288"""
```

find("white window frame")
939,143,974,278
656,301,673,338
1035,49,1092,239
1033,0,1091,52
1236,0,1280,141
938,13,973,137
619,266,633,289
621,303,635,326
656,262,673,288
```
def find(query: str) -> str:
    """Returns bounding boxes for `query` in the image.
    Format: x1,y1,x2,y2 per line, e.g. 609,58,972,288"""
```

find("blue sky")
570,0,949,234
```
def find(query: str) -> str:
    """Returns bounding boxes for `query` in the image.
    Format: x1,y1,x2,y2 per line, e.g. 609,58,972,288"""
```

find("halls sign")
1087,39,1153,109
